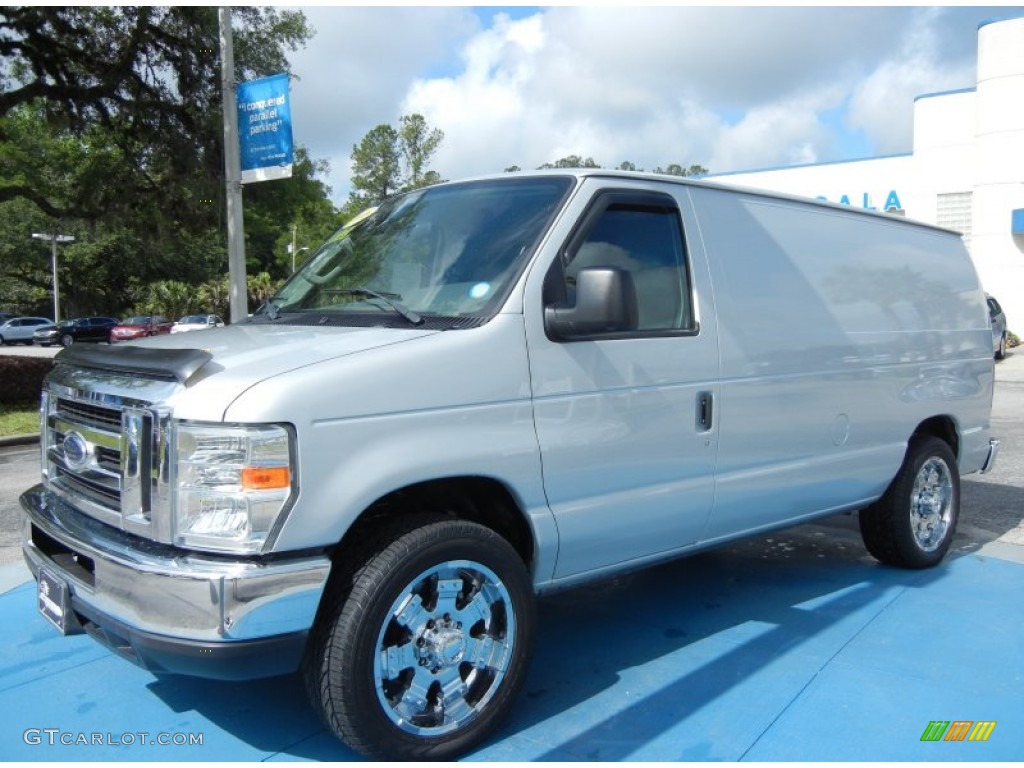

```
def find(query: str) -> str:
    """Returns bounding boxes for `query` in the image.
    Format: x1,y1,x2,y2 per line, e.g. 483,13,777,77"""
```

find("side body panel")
686,186,994,540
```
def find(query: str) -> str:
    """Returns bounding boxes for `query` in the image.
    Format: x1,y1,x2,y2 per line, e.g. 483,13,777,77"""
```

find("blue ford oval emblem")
63,431,90,470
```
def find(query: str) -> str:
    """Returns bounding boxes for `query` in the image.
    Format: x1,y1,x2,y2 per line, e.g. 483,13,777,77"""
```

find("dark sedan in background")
33,316,119,347
988,294,1008,360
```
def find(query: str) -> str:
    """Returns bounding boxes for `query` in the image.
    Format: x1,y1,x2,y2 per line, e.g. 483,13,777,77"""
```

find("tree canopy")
0,6,340,320
1,6,310,219
345,113,445,217
0,6,710,321
537,155,708,177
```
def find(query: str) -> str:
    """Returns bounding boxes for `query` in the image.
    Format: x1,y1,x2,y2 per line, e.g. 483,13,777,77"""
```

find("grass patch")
0,401,39,437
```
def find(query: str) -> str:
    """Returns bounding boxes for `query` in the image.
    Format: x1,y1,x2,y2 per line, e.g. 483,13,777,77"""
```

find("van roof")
444,168,959,236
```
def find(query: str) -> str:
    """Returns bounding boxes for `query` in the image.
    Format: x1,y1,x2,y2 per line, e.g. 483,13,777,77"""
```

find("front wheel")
60,334,74,347
859,435,960,568
304,517,536,760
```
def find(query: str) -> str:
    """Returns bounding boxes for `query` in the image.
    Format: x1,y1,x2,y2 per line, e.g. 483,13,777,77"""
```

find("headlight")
173,422,294,553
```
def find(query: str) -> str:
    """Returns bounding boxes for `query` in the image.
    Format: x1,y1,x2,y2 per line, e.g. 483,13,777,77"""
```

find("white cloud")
846,7,978,154
288,6,478,197
290,6,1000,204
404,7,879,178
403,14,552,176
709,92,840,171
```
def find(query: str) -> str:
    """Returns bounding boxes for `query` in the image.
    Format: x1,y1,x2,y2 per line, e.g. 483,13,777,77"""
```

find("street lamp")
290,245,310,273
31,232,75,323
288,224,309,273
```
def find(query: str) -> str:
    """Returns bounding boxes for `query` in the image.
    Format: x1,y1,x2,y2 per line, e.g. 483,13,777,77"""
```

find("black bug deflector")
54,345,213,384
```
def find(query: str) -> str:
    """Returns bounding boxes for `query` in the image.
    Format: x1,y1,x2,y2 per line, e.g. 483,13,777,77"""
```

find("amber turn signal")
241,466,291,490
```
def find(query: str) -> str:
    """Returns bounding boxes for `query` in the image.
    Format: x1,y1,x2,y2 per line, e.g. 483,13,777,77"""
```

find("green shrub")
0,355,54,404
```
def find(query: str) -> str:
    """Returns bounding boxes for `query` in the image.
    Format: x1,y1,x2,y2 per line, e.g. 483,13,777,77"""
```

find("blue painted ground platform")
2,519,1021,761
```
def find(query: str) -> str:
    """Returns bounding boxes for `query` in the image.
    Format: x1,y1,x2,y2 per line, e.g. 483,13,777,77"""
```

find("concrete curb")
0,433,39,448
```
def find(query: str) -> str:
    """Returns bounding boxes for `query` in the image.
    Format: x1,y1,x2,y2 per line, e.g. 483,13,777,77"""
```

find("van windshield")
265,177,573,326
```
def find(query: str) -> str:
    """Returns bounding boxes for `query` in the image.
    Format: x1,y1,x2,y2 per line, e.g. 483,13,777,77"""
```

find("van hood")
129,322,439,419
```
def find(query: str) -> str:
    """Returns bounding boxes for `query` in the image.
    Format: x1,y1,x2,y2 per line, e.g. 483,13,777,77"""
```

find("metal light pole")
290,245,309,273
289,224,309,273
32,232,75,323
219,6,248,322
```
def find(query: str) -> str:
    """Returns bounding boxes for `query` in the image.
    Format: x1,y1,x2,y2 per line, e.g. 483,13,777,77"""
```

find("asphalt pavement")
0,342,61,359
0,349,1021,760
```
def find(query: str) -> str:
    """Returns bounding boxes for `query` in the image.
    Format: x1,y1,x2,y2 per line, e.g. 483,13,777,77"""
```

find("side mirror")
545,267,638,340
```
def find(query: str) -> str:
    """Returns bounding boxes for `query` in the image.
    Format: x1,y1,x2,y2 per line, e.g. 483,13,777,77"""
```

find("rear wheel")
859,435,959,568
60,334,74,347
304,516,536,760
996,333,1006,360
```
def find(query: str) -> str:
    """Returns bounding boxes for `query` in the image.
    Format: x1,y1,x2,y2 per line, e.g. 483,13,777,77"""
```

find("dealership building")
711,15,1024,334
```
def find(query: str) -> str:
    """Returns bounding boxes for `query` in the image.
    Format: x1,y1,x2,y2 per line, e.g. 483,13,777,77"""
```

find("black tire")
996,333,1006,360
859,435,960,568
60,334,74,347
304,516,536,761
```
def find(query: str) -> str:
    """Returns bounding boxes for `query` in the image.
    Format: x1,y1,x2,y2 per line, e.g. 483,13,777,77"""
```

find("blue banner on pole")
237,73,294,184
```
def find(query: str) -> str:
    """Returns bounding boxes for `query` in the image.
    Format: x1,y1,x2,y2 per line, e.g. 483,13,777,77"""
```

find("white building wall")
710,15,1024,335
972,18,1024,321
711,156,915,216
913,90,976,206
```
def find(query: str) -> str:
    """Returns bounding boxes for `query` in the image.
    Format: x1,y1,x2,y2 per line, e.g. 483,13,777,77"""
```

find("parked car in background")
987,294,1007,360
0,316,53,345
109,315,173,343
34,316,119,347
171,314,225,333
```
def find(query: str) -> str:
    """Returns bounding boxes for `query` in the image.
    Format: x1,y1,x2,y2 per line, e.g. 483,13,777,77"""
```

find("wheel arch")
911,415,959,460
331,475,537,571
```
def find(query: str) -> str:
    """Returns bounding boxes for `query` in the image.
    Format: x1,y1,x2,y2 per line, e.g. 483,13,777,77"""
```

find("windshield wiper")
262,298,282,321
333,288,423,326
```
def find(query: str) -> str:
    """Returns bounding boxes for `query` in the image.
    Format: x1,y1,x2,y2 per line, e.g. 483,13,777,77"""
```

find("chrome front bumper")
21,484,331,679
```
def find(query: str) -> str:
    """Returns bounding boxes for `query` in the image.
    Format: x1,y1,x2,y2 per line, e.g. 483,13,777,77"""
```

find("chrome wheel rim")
373,560,516,736
910,456,954,552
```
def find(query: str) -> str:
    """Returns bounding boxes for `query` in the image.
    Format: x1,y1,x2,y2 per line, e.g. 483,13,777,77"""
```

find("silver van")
21,171,998,760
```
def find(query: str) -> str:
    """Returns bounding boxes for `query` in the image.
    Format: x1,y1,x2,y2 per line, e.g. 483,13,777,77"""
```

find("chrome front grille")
46,395,124,525
54,464,120,507
42,385,174,542
56,397,122,430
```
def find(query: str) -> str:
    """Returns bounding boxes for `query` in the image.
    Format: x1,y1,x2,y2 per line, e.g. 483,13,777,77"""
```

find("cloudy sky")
284,5,1023,204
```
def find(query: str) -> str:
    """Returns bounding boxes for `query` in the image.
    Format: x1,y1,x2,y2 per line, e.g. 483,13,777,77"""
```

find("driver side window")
560,192,694,333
